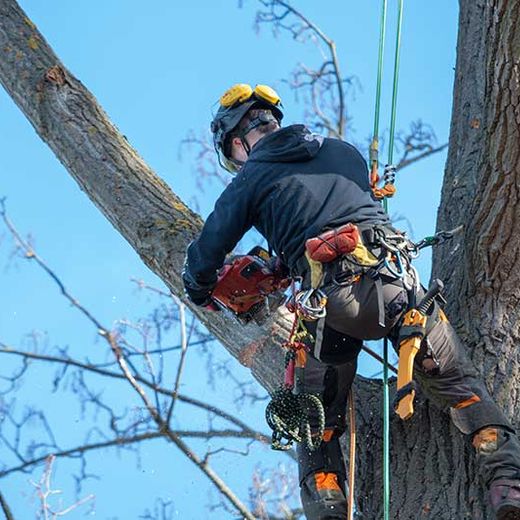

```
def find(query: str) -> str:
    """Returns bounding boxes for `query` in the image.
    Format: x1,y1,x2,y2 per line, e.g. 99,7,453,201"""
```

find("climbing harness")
265,298,325,452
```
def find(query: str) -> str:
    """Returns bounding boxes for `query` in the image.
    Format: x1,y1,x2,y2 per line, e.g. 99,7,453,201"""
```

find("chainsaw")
211,246,291,324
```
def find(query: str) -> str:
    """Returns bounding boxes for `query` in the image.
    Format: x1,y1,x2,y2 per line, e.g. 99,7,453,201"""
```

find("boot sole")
497,505,520,520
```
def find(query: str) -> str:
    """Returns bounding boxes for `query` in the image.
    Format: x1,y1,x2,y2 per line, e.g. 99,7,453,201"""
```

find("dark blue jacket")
185,125,389,297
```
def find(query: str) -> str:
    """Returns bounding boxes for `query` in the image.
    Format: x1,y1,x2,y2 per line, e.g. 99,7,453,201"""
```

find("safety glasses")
219,83,281,109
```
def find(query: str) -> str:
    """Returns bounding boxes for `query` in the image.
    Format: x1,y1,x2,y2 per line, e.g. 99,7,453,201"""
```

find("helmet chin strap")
240,136,252,156
238,110,279,157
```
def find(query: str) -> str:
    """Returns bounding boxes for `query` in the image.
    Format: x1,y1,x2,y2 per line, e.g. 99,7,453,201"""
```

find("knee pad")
472,426,520,486
449,383,514,436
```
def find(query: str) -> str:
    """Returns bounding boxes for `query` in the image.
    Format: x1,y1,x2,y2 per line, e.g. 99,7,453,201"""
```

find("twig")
397,143,448,171
0,491,14,520
167,302,188,422
31,455,94,519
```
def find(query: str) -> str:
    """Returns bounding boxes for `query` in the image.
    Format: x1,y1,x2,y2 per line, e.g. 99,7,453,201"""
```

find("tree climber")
182,83,520,520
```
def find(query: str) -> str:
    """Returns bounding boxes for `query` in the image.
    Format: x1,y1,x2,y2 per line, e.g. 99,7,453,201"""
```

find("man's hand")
182,262,216,307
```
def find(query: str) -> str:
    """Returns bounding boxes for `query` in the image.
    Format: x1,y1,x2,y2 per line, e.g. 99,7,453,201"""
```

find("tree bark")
354,1,520,518
1,0,519,518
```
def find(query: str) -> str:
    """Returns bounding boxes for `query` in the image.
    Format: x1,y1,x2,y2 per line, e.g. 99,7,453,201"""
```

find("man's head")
210,84,283,173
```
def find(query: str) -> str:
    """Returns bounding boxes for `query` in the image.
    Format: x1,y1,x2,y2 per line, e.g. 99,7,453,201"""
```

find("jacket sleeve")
184,176,255,299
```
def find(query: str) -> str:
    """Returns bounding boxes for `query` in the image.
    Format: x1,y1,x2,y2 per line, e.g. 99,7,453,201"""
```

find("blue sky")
0,1,459,518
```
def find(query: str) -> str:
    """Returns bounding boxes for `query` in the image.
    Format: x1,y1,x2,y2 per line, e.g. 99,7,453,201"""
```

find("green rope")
383,3,404,519
387,0,405,170
371,1,405,518
373,0,388,144
383,337,390,520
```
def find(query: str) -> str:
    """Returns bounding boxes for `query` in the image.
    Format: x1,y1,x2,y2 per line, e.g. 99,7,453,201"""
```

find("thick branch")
0,0,289,396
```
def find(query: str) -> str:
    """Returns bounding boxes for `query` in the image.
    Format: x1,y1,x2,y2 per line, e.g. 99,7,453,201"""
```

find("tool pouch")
305,223,360,263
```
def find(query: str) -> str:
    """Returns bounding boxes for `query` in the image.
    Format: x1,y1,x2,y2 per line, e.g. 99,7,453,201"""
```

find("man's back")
187,124,389,284
233,124,389,269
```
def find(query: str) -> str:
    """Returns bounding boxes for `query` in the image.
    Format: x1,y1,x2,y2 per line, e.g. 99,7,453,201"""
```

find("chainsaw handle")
417,278,444,314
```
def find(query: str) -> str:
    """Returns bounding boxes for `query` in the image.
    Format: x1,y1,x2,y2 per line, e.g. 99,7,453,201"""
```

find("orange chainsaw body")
212,247,290,322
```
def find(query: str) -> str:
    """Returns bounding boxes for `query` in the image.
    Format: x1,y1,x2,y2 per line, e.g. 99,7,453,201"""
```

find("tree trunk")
1,0,518,518
360,1,520,518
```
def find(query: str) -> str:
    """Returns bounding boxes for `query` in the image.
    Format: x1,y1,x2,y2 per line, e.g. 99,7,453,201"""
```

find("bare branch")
162,429,256,520
0,491,15,520
167,302,188,422
0,207,259,520
255,0,347,137
397,143,448,171
0,344,278,449
395,120,448,171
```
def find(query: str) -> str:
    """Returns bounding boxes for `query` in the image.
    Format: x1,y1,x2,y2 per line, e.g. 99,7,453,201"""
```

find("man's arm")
183,177,254,305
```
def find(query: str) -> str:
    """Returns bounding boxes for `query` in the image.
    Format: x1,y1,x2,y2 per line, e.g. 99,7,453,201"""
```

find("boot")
490,479,520,520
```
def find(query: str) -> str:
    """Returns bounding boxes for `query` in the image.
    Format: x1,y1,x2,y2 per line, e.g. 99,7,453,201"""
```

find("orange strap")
454,394,481,410
314,472,342,492
370,162,396,200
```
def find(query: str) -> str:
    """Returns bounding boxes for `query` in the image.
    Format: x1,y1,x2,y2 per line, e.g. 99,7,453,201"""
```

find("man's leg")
411,307,520,518
295,325,361,520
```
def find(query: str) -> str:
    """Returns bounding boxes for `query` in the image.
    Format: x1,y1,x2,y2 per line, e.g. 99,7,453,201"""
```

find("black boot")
490,479,520,520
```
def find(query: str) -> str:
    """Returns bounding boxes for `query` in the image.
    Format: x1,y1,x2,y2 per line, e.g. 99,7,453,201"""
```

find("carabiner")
384,250,406,279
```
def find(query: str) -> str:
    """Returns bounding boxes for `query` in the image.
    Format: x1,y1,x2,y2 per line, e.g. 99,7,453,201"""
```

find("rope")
266,303,325,452
382,337,390,520
370,0,387,169
383,3,404,519
347,389,357,520
369,1,405,518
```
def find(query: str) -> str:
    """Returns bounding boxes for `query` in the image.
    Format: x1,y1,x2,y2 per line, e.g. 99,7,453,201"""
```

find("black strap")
393,381,418,411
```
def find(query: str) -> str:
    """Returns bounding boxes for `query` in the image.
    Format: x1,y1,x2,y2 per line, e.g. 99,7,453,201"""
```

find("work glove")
182,261,217,307
267,256,290,279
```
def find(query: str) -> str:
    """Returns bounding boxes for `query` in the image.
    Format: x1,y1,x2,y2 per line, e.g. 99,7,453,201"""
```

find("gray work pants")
296,273,520,519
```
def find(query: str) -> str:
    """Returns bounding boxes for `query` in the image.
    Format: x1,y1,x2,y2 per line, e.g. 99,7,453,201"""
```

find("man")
183,83,520,519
